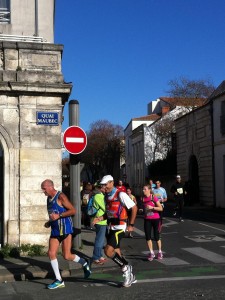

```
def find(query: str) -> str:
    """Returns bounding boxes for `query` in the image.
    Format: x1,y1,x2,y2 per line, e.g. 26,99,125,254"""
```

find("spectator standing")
93,175,137,287
126,187,137,238
41,179,91,289
170,175,187,222
116,179,127,192
81,182,93,228
152,180,167,235
149,179,156,189
91,181,107,265
142,184,163,261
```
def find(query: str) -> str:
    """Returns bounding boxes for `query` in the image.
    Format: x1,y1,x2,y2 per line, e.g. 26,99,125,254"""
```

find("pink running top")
143,195,160,219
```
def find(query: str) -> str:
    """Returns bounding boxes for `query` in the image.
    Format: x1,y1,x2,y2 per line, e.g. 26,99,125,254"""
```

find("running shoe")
179,218,184,222
122,265,137,287
47,279,65,289
173,211,177,216
157,251,163,260
147,252,155,261
92,259,104,265
83,261,91,278
99,257,107,262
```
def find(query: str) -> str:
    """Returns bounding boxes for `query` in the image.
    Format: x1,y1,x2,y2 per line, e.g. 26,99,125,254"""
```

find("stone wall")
175,104,214,206
0,41,72,246
213,93,225,207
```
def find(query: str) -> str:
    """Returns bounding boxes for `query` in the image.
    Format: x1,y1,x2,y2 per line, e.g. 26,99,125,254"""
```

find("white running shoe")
122,265,137,287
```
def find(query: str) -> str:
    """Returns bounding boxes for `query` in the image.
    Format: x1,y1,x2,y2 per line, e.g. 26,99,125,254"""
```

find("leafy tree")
80,120,124,182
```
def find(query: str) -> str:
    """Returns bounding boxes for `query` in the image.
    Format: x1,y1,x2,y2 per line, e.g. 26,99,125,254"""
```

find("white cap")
100,175,114,184
176,175,181,178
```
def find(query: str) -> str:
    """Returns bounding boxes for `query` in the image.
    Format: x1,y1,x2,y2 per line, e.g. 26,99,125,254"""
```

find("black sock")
112,252,128,268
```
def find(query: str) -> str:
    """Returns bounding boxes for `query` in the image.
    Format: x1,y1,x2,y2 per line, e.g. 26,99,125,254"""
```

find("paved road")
1,207,225,299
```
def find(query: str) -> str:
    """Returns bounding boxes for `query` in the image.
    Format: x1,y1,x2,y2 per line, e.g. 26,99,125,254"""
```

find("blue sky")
55,0,225,132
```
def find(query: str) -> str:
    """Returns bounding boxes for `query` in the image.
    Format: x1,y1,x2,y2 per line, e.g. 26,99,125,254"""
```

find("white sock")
73,255,86,265
50,259,62,281
122,265,128,272
73,255,80,263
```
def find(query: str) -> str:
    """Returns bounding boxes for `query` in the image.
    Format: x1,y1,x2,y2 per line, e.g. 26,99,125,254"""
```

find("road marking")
199,223,225,233
193,231,209,233
85,275,225,287
163,218,178,227
157,257,189,266
66,137,84,143
184,235,225,243
137,275,225,283
182,247,225,263
133,218,178,237
133,227,145,236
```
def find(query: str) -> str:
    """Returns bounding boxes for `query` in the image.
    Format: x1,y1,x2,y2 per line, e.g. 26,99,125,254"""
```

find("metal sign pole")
69,100,81,249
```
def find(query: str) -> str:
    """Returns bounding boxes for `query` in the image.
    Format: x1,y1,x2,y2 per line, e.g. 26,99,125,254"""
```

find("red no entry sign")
63,126,87,155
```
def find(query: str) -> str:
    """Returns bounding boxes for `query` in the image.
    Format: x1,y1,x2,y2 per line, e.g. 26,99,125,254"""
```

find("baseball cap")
100,175,114,184
176,175,181,178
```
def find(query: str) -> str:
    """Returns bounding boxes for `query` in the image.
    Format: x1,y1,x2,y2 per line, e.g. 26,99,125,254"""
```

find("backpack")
86,195,97,216
86,192,105,217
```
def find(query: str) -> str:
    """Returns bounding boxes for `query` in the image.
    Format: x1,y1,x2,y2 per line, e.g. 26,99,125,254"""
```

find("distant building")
0,0,55,43
124,114,159,191
125,97,206,197
175,81,225,207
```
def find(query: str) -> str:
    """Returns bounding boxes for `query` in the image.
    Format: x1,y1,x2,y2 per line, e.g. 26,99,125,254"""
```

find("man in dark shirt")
170,175,187,222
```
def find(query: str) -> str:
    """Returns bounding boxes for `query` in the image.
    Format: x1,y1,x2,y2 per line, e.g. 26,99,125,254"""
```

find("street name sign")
37,112,59,125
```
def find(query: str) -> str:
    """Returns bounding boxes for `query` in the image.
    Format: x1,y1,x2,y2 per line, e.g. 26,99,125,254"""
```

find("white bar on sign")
66,137,84,143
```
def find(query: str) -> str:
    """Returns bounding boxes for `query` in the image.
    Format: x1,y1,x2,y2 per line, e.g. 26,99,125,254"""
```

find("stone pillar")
0,41,72,246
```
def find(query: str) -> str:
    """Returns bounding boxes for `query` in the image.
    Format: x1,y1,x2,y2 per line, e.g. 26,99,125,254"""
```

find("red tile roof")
159,97,207,107
132,114,160,121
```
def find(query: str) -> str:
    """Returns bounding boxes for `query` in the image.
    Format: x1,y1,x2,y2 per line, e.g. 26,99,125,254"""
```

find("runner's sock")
74,255,86,266
112,252,128,268
50,258,62,281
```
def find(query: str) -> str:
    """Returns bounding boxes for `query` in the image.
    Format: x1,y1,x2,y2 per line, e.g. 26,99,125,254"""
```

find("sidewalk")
0,228,116,283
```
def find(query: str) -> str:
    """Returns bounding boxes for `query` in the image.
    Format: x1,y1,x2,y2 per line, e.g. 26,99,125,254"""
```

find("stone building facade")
175,81,225,207
175,103,214,206
0,0,55,43
209,81,225,207
0,41,72,246
0,0,72,247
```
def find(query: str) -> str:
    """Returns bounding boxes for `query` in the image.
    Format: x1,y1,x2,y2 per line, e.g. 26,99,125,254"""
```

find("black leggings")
144,219,160,242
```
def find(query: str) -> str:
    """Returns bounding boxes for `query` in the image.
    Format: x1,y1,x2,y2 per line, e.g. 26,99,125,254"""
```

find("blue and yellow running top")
47,191,73,237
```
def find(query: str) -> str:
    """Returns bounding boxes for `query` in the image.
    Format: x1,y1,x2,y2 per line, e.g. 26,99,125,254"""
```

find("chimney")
162,106,170,115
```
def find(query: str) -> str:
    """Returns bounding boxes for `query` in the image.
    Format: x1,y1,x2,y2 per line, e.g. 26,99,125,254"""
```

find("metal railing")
0,10,10,23
0,34,46,43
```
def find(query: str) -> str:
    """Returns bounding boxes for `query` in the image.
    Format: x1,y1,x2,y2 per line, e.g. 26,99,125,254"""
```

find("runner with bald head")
41,179,91,289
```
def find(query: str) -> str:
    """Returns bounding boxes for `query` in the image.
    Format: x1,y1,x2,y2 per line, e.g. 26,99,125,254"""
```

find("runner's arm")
50,192,76,220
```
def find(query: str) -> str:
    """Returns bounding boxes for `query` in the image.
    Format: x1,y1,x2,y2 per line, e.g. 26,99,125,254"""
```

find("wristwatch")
59,213,63,218
130,224,134,227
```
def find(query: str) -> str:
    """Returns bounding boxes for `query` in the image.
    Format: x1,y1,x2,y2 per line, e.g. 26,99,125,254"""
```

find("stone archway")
0,125,19,245
188,155,200,205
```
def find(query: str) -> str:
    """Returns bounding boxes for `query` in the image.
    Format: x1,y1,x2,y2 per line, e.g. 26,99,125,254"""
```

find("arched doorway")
0,145,3,246
188,155,199,205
